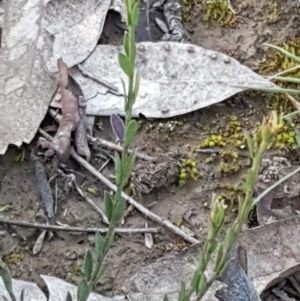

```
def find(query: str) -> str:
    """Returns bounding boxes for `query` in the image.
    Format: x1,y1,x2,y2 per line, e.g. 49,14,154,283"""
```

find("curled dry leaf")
39,59,80,163
33,230,47,255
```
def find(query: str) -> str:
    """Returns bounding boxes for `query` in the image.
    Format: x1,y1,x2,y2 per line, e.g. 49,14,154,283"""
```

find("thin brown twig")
74,184,109,225
0,218,160,234
284,93,300,111
48,109,155,162
38,128,199,244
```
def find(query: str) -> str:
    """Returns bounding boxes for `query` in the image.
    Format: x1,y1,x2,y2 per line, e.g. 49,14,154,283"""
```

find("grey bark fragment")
0,0,57,155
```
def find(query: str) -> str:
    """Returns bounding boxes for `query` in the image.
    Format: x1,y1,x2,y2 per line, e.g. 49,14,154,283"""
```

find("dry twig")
0,218,160,234
39,128,200,244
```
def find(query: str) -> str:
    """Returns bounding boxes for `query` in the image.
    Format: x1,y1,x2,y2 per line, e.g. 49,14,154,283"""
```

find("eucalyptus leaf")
119,53,133,77
125,119,138,145
83,250,93,282
105,193,114,222
77,279,90,301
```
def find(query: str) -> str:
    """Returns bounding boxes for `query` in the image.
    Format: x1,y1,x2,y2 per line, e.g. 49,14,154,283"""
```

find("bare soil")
1,0,300,297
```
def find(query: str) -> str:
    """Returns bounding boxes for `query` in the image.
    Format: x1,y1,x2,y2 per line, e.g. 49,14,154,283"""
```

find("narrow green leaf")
65,292,73,301
128,26,136,62
191,269,201,291
214,244,224,272
224,228,236,250
216,259,230,278
105,193,114,222
77,279,90,301
115,152,122,185
112,198,126,225
121,77,129,111
206,239,218,258
119,53,133,77
125,120,138,145
0,260,13,293
125,0,131,25
20,289,26,301
95,262,108,283
124,32,130,58
132,71,141,103
178,281,186,301
95,232,105,258
122,151,137,185
196,274,207,297
131,3,139,28
163,294,170,301
274,76,300,84
283,110,300,120
245,133,254,159
264,43,300,63
83,250,93,282
295,131,300,147
231,85,300,95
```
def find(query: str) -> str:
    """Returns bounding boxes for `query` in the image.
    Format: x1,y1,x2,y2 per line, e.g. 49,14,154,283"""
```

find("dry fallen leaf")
45,0,112,72
50,42,277,119
0,0,57,155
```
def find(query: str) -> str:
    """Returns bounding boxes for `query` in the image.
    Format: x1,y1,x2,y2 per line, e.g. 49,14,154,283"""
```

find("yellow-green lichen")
181,0,237,27
218,151,241,176
179,158,202,185
202,0,237,27
259,37,300,83
199,116,246,149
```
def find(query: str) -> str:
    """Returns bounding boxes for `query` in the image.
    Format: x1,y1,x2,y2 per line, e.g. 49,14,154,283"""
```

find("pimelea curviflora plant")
164,111,293,301
74,0,140,300
0,0,140,300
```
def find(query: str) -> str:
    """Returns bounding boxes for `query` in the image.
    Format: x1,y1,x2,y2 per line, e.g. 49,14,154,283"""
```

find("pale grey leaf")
58,42,277,119
0,0,57,155
0,278,46,301
45,0,112,72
